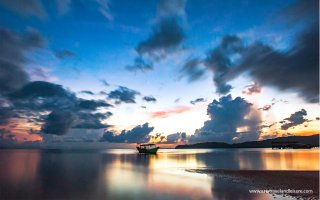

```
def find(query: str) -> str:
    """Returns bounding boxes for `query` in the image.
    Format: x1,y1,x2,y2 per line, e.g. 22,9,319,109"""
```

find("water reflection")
0,148,318,200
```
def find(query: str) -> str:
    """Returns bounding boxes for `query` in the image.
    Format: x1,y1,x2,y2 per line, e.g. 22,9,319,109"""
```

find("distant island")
175,134,320,149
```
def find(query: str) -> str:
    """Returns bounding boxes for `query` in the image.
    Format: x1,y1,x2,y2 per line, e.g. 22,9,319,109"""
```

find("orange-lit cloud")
0,119,42,143
242,82,261,95
150,106,192,119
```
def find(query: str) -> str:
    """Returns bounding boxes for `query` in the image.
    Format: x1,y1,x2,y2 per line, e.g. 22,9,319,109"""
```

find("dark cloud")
54,49,75,59
280,109,308,130
72,112,112,129
143,96,157,102
181,0,318,103
108,86,140,104
0,60,29,94
0,27,44,63
190,98,206,105
0,107,15,125
77,99,112,110
136,17,185,58
259,104,272,111
166,132,187,143
242,82,261,95
0,27,113,140
204,35,243,94
9,81,69,99
259,98,288,111
0,28,44,93
279,0,318,25
232,22,319,103
0,0,47,19
80,90,95,95
99,91,107,95
100,123,154,143
127,0,186,72
3,81,112,135
41,110,76,135
190,95,260,143
204,22,318,102
100,79,110,87
174,98,180,103
180,58,205,82
125,57,153,72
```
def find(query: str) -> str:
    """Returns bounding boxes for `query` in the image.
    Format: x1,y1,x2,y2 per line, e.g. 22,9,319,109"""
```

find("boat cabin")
137,143,157,150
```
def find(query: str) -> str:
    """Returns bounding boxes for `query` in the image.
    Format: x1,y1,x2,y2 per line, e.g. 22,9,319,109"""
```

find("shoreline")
187,169,319,200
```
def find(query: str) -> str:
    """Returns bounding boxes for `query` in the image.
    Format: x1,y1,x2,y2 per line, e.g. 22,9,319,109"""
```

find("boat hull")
136,147,159,154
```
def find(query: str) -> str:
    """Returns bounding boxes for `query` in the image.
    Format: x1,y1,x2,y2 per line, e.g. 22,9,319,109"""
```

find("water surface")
0,148,318,200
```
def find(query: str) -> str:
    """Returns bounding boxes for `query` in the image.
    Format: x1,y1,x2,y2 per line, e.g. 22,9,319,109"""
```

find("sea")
0,148,318,200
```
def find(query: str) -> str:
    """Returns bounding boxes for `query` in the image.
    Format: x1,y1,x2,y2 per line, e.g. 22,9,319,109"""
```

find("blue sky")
0,0,318,146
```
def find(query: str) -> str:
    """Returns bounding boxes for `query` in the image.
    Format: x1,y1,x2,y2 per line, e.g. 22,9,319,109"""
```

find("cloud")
100,79,110,87
0,0,47,19
174,98,180,103
165,132,187,143
41,110,112,135
0,28,112,141
258,98,288,111
204,22,318,102
181,0,318,103
136,16,185,58
72,112,112,129
108,86,140,104
9,81,69,99
242,82,261,95
151,106,191,118
127,0,186,72
259,104,272,111
96,0,113,21
204,35,243,94
80,90,95,95
280,109,308,130
41,110,76,135
100,123,154,143
0,107,15,125
232,22,319,103
0,27,44,63
125,57,153,72
54,49,75,59
143,96,157,102
77,99,112,110
190,98,206,105
0,60,29,94
0,27,44,94
190,95,260,143
180,57,205,82
56,0,71,15
3,81,112,135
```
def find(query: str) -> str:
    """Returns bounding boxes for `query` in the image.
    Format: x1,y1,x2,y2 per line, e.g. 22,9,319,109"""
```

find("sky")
0,0,319,148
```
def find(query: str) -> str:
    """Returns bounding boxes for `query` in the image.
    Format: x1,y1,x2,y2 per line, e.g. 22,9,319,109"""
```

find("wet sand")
187,169,319,200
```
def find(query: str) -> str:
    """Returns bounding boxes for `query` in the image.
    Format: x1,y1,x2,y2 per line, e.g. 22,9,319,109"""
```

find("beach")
187,169,319,200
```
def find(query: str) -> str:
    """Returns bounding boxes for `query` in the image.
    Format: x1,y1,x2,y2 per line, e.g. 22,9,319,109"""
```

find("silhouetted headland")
175,134,319,149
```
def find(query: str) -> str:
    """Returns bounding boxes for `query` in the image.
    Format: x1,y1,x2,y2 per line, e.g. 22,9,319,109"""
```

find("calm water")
0,148,318,200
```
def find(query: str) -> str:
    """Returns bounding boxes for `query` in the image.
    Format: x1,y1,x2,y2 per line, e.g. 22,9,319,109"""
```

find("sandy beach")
187,169,319,200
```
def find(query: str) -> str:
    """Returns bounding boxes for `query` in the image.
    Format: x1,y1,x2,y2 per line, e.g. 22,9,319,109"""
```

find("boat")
136,143,159,154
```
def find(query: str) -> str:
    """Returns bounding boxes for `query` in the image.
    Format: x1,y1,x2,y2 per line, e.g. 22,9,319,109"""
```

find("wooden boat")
136,143,159,153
